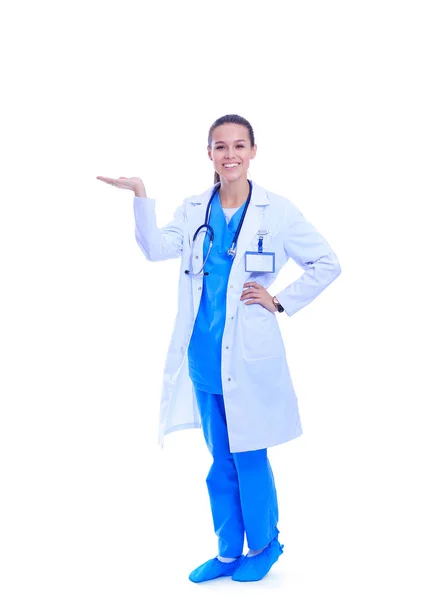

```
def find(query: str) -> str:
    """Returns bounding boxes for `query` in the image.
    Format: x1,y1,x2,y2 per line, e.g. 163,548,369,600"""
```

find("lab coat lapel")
186,181,270,268
186,186,215,251
232,181,270,271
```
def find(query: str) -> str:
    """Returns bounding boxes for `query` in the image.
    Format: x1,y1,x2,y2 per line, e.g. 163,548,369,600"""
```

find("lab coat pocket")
240,302,284,361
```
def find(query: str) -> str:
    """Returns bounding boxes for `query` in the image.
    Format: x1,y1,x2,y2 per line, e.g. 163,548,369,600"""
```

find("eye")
214,144,245,150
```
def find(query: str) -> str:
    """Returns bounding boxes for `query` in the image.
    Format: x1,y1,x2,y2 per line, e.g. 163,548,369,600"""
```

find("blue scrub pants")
194,385,279,558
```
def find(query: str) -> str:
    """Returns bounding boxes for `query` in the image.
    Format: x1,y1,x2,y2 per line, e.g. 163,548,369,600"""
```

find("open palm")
96,175,145,195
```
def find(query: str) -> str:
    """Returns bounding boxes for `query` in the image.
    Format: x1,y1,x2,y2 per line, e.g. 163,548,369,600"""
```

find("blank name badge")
245,251,275,273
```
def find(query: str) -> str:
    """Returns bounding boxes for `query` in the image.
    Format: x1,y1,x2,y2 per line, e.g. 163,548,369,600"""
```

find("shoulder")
186,181,298,213
186,185,214,204
252,181,296,214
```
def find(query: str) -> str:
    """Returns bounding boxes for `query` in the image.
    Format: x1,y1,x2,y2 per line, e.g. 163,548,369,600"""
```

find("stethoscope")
185,179,253,277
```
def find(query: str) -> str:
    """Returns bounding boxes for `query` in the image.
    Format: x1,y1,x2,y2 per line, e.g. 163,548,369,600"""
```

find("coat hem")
164,422,202,437
228,428,303,454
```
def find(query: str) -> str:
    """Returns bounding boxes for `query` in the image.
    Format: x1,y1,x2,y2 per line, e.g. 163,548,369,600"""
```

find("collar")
187,180,270,207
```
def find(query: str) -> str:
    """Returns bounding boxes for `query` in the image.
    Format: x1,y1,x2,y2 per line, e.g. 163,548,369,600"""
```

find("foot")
189,555,244,583
232,538,284,582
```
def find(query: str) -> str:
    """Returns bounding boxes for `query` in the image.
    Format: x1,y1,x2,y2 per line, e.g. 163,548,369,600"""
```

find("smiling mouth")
223,163,241,169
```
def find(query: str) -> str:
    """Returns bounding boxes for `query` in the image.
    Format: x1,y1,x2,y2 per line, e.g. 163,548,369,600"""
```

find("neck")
219,177,250,208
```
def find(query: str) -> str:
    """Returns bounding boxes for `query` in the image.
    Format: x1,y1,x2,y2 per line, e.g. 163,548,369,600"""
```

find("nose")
224,147,237,159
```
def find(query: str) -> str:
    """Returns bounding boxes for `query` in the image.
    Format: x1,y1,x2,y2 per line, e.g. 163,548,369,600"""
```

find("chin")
220,169,246,181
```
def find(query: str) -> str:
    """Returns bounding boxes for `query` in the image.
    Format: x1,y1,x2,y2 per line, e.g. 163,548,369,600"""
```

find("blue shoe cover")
232,538,284,582
189,555,244,583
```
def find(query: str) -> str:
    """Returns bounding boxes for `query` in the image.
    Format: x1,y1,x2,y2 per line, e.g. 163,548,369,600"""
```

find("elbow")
331,254,342,279
336,262,342,278
141,244,162,262
146,250,162,262
326,254,342,283
135,231,162,262
314,251,342,283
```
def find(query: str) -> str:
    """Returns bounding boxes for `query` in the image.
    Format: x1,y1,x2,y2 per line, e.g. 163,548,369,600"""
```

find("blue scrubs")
187,190,279,556
188,191,246,393
194,388,279,556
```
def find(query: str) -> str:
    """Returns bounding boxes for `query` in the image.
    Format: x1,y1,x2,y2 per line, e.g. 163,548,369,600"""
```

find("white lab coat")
133,181,341,453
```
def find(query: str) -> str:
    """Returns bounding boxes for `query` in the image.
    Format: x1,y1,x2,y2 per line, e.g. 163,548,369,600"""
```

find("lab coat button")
195,255,199,259
228,377,231,381
180,346,184,352
226,346,229,349
198,286,202,290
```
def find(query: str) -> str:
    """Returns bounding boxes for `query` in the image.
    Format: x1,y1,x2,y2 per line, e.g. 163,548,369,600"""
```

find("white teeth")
224,163,240,168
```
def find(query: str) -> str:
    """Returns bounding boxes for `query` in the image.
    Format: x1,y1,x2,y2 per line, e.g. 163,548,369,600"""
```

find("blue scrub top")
188,192,247,394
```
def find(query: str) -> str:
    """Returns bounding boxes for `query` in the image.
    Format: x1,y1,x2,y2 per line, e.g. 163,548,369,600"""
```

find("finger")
243,282,258,288
241,293,260,301
96,176,117,185
245,300,272,312
242,290,259,297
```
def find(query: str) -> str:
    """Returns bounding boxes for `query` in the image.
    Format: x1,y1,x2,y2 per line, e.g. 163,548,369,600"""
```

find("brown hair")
208,114,255,184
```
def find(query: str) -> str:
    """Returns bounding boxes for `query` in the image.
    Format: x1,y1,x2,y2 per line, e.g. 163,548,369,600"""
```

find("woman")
97,114,341,583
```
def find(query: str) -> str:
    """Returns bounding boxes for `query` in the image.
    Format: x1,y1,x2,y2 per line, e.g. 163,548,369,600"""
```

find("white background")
1,1,420,598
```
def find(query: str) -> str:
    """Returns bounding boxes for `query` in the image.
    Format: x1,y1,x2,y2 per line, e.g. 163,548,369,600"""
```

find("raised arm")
96,174,186,262
133,194,185,261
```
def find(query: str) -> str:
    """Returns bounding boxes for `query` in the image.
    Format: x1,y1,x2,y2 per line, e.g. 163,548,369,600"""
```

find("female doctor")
97,114,341,583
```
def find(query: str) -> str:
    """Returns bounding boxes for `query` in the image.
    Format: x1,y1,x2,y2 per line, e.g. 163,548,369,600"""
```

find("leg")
194,387,245,558
233,449,279,551
231,449,284,582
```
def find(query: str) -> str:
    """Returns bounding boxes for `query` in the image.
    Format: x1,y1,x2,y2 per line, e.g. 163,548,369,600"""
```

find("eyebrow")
214,139,247,144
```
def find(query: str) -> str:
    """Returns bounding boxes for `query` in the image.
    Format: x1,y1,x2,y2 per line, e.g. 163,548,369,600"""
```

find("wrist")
134,187,147,197
272,295,285,313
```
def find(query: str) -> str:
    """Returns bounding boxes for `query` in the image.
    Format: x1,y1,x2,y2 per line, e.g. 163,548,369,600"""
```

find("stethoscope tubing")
185,179,253,276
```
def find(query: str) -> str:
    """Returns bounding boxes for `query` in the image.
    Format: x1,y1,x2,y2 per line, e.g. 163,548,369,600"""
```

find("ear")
207,145,212,160
251,144,257,160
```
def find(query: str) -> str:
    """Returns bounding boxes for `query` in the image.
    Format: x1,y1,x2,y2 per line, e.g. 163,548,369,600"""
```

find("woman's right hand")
96,175,147,197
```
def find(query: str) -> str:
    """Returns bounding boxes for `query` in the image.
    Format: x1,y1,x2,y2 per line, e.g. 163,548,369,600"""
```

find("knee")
233,448,268,471
206,455,237,486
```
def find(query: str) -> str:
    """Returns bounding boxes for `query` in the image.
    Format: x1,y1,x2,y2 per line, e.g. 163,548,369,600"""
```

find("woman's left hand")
241,282,277,312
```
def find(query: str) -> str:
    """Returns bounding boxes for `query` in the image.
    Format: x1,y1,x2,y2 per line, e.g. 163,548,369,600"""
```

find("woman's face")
208,123,257,182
